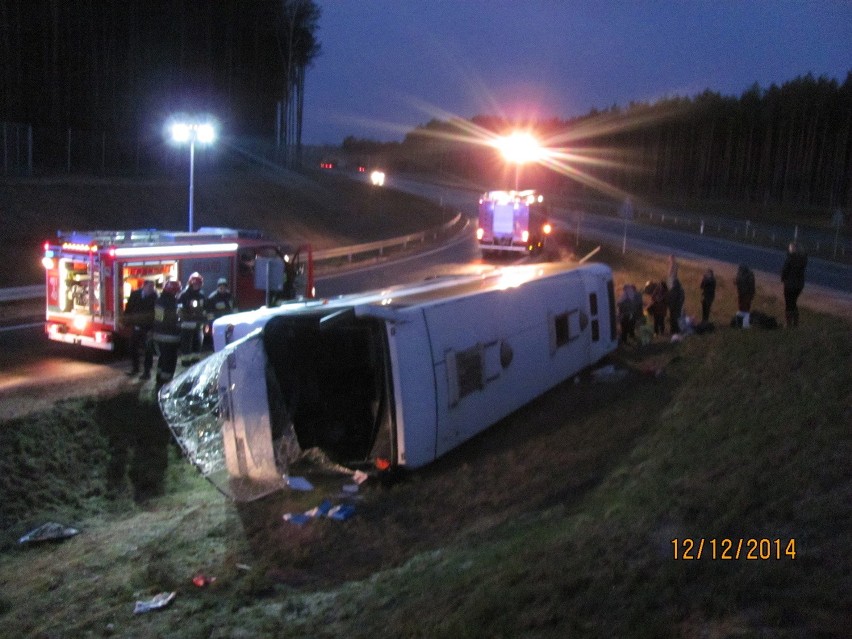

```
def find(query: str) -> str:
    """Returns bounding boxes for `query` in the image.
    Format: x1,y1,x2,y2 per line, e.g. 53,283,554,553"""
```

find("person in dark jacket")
667,278,685,334
699,269,716,323
617,284,637,344
630,284,645,330
647,280,668,336
735,264,755,313
781,242,808,327
178,272,206,365
153,279,182,386
124,280,157,377
206,277,235,322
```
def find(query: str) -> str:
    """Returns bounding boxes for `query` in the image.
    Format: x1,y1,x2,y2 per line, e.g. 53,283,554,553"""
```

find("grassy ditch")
0,248,849,638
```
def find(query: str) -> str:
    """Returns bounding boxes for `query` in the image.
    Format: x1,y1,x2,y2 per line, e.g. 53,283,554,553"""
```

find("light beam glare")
322,92,685,200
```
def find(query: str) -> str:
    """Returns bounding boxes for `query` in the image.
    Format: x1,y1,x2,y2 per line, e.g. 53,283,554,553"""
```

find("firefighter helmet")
163,280,182,295
189,272,203,286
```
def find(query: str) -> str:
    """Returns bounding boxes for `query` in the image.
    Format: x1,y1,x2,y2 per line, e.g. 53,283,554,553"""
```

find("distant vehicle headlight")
370,170,386,186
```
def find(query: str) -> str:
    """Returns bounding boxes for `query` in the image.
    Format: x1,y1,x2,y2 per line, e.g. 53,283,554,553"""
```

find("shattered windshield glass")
158,330,300,501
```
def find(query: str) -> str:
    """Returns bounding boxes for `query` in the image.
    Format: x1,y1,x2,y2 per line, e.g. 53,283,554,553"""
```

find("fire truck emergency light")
113,242,239,258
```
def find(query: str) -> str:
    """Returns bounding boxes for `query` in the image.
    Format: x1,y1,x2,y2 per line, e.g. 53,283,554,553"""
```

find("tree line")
345,73,852,213
0,0,320,164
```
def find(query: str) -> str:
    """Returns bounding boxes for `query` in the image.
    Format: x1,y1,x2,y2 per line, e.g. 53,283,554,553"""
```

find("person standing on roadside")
781,242,808,328
178,272,206,366
648,280,668,336
152,279,182,387
699,269,716,324
667,277,685,335
124,280,157,378
734,264,756,323
206,277,235,322
630,284,645,333
667,254,679,288
617,284,637,344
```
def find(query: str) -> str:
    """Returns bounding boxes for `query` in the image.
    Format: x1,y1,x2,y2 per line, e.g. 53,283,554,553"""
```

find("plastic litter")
282,513,312,526
305,499,332,518
340,470,370,494
192,574,216,587
133,592,176,614
18,522,80,544
328,504,356,521
352,470,370,485
286,476,314,491
282,498,356,525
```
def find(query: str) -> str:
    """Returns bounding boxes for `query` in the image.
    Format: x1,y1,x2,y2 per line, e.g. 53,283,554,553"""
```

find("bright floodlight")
171,121,216,145
196,123,216,144
370,170,386,186
171,122,190,143
495,132,542,164
168,117,218,233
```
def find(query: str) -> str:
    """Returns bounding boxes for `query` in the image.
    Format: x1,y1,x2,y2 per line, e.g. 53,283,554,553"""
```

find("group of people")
733,241,807,328
618,255,686,344
617,243,808,344
123,272,235,385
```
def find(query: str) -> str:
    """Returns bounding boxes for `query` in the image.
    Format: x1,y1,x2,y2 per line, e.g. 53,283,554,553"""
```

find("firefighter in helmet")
178,272,206,366
152,279,182,386
206,277,235,323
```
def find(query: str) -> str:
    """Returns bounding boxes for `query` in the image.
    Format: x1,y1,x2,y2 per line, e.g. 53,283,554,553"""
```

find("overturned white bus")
159,262,618,501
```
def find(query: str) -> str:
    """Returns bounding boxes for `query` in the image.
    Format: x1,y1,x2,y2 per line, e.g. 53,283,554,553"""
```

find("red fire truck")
41,227,313,351
476,189,552,255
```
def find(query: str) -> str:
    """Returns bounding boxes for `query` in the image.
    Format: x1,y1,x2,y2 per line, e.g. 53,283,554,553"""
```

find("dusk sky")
301,1,852,145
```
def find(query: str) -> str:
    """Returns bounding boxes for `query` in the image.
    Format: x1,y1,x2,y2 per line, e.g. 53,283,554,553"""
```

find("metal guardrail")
0,213,464,303
314,212,462,263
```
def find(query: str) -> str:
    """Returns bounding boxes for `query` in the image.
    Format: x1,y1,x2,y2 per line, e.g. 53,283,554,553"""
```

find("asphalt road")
389,175,851,296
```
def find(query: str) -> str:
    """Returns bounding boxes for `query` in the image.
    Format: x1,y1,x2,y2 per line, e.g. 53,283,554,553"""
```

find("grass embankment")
0,247,849,638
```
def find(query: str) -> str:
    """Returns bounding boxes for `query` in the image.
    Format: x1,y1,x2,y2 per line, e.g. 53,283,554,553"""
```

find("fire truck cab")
42,227,312,351
476,189,552,256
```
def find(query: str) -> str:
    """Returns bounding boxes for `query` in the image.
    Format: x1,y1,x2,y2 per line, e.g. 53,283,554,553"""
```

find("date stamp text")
671,538,796,560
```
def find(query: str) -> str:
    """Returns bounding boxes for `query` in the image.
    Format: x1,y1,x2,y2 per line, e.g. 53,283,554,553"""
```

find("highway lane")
391,176,851,296
317,220,481,297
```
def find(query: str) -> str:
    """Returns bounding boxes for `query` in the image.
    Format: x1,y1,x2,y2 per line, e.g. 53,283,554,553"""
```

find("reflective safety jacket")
178,286,207,327
152,292,181,343
206,290,234,321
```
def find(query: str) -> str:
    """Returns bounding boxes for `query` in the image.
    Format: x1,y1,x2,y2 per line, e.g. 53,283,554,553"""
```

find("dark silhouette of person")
735,264,755,314
699,269,716,323
781,242,808,327
124,280,157,378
